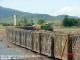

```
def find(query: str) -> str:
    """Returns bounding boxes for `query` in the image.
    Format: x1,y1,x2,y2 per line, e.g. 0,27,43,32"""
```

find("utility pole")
13,14,17,26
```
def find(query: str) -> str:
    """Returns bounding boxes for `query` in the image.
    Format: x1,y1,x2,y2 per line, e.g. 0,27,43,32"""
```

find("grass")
0,25,5,31
1,20,80,32
47,20,80,32
54,26,80,32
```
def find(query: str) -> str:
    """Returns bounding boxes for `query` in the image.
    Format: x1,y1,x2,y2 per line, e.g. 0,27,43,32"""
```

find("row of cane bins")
7,28,68,60
7,28,80,60
15,29,33,50
20,30,26,47
8,29,54,57
54,31,80,60
39,31,54,57
25,30,33,50
32,30,41,53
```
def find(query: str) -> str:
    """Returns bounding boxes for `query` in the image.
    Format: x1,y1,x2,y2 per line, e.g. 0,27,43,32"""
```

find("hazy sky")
0,0,80,17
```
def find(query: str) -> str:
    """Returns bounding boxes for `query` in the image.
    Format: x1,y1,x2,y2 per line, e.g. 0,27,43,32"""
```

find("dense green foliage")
63,16,78,27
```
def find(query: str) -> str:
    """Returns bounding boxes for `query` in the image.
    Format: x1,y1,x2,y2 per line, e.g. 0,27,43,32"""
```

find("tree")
37,19,45,25
76,19,80,26
23,18,28,26
18,18,28,26
63,16,78,27
29,20,34,25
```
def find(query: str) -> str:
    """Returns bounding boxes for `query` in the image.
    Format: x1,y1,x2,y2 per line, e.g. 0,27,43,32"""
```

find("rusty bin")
15,30,21,46
32,31,41,53
54,31,68,60
68,33,80,60
20,30,26,47
7,29,13,43
25,30,33,50
40,31,54,57
12,30,16,44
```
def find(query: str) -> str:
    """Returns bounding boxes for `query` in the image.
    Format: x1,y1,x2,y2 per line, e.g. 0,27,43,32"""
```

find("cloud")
53,7,80,17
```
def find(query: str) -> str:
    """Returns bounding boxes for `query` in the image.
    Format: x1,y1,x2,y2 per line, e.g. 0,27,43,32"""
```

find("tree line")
1,16,80,27
63,16,80,27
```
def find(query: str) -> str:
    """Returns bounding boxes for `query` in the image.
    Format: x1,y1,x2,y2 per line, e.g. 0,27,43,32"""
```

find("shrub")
63,16,78,27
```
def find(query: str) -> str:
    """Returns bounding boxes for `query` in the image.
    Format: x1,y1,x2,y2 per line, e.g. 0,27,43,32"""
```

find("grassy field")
54,26,80,32
0,25,5,31
0,22,80,32
48,20,80,32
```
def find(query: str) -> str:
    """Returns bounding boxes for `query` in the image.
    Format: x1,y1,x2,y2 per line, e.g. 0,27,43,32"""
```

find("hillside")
0,6,79,23
0,6,56,23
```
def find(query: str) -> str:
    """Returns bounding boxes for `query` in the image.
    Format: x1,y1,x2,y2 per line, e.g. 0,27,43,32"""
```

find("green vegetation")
0,6,54,23
37,19,46,25
1,7,80,32
63,16,78,27
17,18,28,26
0,22,12,26
17,18,34,26
0,6,80,31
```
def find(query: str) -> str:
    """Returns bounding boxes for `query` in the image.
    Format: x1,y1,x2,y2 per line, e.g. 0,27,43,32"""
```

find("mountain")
56,15,79,20
0,6,79,23
0,6,56,23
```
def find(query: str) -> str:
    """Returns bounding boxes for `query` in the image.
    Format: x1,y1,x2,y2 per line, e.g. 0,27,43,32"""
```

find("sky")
0,0,80,17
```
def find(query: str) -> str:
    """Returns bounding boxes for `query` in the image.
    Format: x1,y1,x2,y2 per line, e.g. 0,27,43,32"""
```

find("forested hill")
0,6,56,22
0,6,79,23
